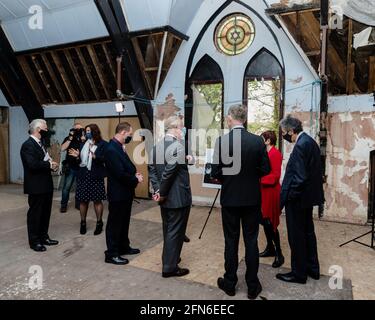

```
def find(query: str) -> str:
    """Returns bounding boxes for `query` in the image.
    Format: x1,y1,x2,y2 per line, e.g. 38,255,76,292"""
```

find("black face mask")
40,129,50,140
125,136,132,144
282,133,293,143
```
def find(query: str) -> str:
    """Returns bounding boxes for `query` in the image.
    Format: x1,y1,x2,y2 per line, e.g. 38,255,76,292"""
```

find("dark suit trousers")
285,201,320,279
221,206,261,292
161,206,190,273
105,199,133,258
27,193,53,246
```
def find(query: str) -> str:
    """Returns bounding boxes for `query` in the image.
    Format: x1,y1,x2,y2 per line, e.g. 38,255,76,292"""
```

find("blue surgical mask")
181,127,187,138
86,132,92,140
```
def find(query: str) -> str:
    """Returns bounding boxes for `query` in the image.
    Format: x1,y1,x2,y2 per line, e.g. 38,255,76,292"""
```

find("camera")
69,128,84,140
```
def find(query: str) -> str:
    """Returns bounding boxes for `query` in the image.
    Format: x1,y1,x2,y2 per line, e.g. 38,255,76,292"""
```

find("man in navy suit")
104,122,144,265
277,115,324,284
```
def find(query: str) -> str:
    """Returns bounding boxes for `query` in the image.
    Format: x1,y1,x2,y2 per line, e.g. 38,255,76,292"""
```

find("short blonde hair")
228,104,247,124
164,115,183,131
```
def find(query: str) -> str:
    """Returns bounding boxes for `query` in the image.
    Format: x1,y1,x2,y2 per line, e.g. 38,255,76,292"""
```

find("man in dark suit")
148,115,192,278
276,115,324,284
104,122,144,265
211,104,270,300
20,119,59,252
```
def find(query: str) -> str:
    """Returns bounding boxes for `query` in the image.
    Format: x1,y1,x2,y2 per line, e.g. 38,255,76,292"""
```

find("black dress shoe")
80,221,87,235
162,267,189,278
259,246,276,257
217,277,235,296
308,271,320,280
105,256,129,265
94,220,103,236
276,272,306,284
60,207,67,213
121,247,140,255
30,244,47,252
248,283,262,300
42,238,59,246
184,235,190,243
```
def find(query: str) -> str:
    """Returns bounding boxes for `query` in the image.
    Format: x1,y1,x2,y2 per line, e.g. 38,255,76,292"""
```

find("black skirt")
76,168,106,202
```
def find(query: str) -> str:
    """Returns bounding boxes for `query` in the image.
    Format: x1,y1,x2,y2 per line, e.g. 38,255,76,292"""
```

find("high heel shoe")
80,221,87,235
94,220,103,235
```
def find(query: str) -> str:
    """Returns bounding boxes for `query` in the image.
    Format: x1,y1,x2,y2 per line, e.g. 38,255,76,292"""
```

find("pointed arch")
244,47,283,80
190,54,224,83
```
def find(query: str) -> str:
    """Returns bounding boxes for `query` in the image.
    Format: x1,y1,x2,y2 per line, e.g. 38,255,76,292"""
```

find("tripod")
199,189,220,239
339,210,375,249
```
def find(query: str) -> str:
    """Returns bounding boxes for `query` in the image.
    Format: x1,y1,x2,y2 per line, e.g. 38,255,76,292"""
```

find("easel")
199,189,220,239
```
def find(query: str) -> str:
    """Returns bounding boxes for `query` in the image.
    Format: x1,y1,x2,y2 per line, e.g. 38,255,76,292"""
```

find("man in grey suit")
148,116,192,278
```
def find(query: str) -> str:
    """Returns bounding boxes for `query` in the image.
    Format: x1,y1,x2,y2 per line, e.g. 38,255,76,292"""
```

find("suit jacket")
20,137,54,195
104,139,139,202
77,140,108,180
211,127,271,207
281,132,324,209
148,136,192,209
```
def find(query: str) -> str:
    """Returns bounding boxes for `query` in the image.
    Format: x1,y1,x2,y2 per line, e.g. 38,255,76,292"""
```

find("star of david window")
214,13,255,56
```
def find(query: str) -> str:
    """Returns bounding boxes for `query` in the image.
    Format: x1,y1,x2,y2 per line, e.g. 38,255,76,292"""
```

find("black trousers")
221,206,261,292
27,193,53,246
285,201,320,279
160,206,190,273
105,198,133,258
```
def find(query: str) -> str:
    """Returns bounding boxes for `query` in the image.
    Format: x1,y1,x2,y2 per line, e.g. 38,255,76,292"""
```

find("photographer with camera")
60,123,85,213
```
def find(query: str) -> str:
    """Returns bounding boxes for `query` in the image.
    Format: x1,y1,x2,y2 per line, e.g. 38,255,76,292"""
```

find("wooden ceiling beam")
101,43,117,81
50,51,77,103
31,55,57,103
87,45,111,100
40,52,67,103
17,56,45,104
64,49,90,101
75,47,101,101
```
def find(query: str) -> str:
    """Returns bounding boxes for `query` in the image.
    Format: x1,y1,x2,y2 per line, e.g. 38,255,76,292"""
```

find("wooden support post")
346,19,354,95
369,56,375,92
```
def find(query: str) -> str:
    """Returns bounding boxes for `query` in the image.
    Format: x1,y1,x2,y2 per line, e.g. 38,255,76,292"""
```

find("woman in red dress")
259,130,284,268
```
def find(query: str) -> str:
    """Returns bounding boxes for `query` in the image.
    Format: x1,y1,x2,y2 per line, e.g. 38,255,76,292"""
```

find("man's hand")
152,191,160,202
50,161,59,172
136,172,144,183
68,148,80,158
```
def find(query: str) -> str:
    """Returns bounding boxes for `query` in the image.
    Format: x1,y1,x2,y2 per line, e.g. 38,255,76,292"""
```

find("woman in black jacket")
69,124,107,235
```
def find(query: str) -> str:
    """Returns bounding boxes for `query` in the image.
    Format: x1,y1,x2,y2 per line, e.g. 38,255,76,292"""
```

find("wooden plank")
87,45,111,100
17,55,45,103
346,19,353,94
75,47,101,101
64,49,89,101
346,63,355,94
369,56,375,92
50,51,77,103
31,55,57,103
101,43,117,81
40,52,67,102
131,37,154,97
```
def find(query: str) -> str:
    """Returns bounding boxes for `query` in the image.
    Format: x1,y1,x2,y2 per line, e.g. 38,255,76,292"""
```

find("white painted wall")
156,0,319,115
43,101,138,118
9,106,29,183
328,94,375,113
